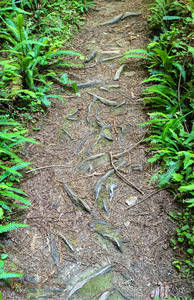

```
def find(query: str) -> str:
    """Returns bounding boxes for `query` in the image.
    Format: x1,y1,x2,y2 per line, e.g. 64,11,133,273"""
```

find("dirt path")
2,0,191,299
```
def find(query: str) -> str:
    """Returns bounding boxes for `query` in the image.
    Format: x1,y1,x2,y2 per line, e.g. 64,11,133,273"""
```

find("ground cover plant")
123,0,194,276
0,0,95,42
0,114,34,282
0,0,94,293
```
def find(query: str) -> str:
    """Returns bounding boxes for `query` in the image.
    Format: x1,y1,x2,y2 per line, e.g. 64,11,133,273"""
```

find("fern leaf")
174,62,186,81
179,183,194,192
0,201,12,212
159,161,181,187
0,222,29,234
0,147,23,162
0,190,31,205
0,162,30,183
148,112,170,118
163,16,182,21
0,272,23,279
141,118,169,125
48,50,84,60
8,89,37,98
125,48,148,54
0,165,22,177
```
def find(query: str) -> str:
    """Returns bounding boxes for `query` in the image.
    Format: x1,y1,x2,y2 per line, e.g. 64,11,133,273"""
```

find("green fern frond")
0,222,29,234
0,162,30,182
0,272,23,279
0,190,31,205
47,50,84,60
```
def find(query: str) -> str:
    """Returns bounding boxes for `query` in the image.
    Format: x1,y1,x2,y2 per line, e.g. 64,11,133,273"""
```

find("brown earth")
1,0,192,299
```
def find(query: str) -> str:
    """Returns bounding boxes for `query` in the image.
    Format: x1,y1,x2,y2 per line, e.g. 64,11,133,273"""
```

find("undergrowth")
123,0,193,278
0,0,94,290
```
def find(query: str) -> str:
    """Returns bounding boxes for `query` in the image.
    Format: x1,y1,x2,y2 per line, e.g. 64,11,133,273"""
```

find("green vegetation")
123,0,193,275
0,0,94,287
0,253,23,280
0,0,95,42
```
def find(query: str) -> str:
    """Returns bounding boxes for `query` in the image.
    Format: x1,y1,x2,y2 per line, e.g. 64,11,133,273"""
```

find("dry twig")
109,152,144,194
26,164,72,173
127,188,165,209
112,136,145,158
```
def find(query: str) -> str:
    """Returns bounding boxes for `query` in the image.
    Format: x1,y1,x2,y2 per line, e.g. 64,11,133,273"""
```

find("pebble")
121,272,132,280
131,164,143,171
125,196,137,206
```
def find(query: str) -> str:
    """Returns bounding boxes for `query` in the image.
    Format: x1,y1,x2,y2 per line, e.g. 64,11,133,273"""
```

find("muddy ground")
1,0,192,299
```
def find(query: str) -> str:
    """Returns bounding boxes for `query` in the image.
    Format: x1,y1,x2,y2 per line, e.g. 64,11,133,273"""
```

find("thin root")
109,152,144,194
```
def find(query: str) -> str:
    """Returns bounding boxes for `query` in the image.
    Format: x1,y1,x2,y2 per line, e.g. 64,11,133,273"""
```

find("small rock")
124,221,130,227
131,164,143,171
125,196,137,206
98,290,111,300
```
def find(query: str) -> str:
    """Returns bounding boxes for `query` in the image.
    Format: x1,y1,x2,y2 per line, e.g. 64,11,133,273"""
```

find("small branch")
56,172,105,185
78,63,97,69
112,136,145,158
26,165,71,173
127,188,165,209
109,152,144,195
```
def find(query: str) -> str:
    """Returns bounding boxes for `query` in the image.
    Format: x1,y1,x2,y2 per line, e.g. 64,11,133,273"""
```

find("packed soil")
1,0,192,299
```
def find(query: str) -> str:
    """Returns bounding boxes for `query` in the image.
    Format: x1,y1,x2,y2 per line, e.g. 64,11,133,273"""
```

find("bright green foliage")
0,253,23,280
0,222,29,234
147,0,193,31
0,0,95,42
0,115,35,243
0,107,36,283
0,14,84,109
123,0,194,274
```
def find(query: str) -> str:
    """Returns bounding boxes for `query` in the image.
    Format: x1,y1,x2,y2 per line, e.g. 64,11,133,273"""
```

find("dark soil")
1,0,192,299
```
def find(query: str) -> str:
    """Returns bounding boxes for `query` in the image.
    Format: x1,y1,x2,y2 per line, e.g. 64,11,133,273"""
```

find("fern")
126,0,194,273
123,48,150,61
0,272,23,279
0,222,29,234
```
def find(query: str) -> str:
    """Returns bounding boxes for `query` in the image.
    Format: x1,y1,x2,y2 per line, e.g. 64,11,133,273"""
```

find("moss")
103,128,112,137
65,107,78,118
76,272,112,299
95,225,120,240
6,261,19,272
96,174,116,209
66,236,77,248
96,189,108,209
109,291,125,299
93,137,112,150
60,106,78,133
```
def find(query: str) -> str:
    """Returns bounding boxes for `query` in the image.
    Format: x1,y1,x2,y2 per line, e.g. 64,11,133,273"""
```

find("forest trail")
2,0,189,299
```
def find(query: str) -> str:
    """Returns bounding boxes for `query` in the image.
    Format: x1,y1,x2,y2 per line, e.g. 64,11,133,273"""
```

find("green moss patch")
76,272,112,299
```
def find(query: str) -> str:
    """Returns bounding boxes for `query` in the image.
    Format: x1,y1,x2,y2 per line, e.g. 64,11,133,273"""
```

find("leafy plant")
147,0,192,31
0,253,24,280
0,14,84,109
0,115,37,213
123,0,194,275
